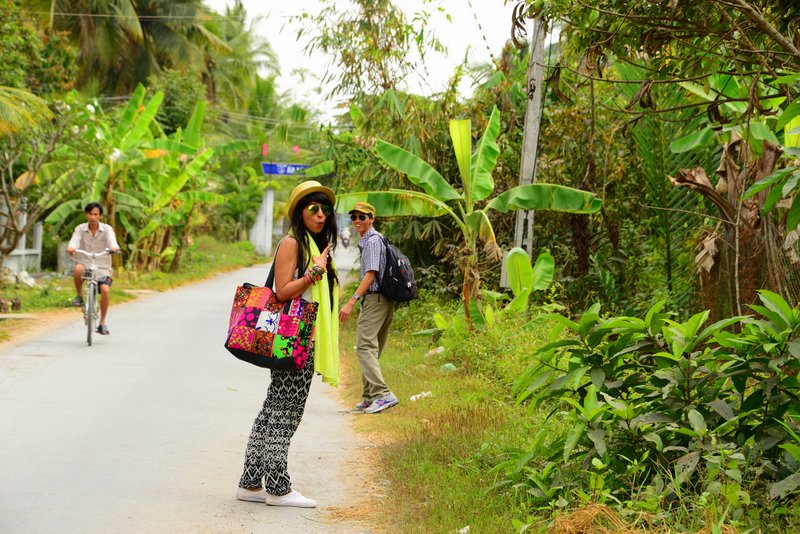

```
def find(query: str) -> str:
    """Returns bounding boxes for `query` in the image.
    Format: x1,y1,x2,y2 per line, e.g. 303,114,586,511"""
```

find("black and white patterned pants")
239,351,315,495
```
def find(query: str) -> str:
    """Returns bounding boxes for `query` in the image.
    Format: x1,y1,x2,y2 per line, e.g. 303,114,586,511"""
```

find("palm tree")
0,86,53,136
201,0,277,112
34,0,222,95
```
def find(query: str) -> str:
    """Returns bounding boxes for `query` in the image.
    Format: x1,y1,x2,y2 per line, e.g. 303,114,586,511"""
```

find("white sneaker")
236,486,267,503
265,489,317,508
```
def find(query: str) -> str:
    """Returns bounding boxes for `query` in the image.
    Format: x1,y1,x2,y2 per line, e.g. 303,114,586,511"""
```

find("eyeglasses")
306,203,332,216
350,213,370,221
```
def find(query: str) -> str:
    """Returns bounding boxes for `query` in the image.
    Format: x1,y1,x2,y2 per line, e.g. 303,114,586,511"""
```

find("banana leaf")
336,190,448,218
141,139,197,155
464,210,497,245
305,160,334,177
91,164,110,201
375,140,461,201
449,119,472,201
114,84,146,140
184,100,206,149
45,200,81,224
113,191,145,208
176,191,225,204
505,247,534,294
488,183,601,214
120,90,163,151
150,148,214,212
212,140,260,155
532,251,555,291
470,106,500,202
349,105,366,130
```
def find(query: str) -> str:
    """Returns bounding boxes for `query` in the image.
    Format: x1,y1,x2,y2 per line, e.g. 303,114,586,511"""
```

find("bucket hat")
287,180,336,219
348,201,376,216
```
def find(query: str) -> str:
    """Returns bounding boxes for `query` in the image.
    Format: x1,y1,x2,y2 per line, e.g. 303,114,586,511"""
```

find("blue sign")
261,163,310,175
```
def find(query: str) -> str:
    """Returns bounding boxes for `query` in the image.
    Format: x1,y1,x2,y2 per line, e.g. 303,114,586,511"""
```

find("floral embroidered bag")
224,262,318,371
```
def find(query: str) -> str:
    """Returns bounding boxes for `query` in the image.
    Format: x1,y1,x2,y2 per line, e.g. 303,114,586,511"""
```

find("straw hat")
286,180,336,218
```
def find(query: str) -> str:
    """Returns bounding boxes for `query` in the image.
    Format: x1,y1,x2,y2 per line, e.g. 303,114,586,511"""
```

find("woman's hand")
312,243,333,271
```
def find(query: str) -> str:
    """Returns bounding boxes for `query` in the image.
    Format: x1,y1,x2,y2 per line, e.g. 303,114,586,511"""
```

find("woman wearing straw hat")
236,180,340,508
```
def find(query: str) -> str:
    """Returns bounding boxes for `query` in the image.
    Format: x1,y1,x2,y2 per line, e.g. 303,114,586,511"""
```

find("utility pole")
502,17,546,285
515,17,546,255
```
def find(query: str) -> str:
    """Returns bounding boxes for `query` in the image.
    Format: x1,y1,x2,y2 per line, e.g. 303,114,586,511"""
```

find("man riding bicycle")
67,202,120,335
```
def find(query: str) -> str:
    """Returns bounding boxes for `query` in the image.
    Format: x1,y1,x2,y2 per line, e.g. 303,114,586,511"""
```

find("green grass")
338,294,557,532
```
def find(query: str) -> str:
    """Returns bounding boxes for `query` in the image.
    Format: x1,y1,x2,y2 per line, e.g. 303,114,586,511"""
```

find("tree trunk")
673,139,795,320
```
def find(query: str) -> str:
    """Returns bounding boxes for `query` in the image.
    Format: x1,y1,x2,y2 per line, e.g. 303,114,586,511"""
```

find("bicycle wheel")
86,284,95,346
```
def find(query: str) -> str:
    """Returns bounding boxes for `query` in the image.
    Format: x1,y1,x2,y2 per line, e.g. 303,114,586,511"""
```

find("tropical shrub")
503,291,800,522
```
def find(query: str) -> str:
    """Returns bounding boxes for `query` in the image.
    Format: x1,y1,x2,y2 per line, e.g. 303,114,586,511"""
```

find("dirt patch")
327,351,394,534
0,308,79,349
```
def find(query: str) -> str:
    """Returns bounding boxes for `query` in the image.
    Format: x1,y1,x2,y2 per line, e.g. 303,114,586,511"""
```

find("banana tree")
334,106,601,324
45,83,165,236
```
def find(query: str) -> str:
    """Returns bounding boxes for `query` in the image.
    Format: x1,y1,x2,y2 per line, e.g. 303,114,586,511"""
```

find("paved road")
0,244,367,534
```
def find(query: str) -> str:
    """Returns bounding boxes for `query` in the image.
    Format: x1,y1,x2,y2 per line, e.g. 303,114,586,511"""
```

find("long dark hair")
290,191,339,304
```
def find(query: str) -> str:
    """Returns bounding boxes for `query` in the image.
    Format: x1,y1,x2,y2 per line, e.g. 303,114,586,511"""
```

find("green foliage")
535,0,800,80
506,292,800,521
295,0,445,97
339,106,601,325
745,158,800,232
149,69,206,134
210,165,266,241
0,0,41,89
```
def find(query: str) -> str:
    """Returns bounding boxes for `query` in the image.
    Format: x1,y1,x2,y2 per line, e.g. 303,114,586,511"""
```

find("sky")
203,0,519,121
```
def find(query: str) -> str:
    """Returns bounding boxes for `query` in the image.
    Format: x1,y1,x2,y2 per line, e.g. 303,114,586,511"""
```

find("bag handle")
264,237,304,289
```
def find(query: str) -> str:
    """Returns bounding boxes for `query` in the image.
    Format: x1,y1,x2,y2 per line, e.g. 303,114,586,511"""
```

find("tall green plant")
334,106,601,324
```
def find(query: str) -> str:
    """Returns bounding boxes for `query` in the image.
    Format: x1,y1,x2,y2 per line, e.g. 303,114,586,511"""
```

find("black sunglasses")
306,203,332,216
350,213,370,221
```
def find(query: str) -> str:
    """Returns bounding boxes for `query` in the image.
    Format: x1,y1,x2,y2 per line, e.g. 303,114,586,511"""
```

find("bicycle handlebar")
73,248,120,258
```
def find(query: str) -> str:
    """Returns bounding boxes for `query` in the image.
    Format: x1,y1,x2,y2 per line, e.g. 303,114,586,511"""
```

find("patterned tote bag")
225,261,318,371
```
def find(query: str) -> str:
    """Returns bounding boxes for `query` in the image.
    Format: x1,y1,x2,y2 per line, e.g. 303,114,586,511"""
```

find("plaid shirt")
68,222,120,279
358,228,385,292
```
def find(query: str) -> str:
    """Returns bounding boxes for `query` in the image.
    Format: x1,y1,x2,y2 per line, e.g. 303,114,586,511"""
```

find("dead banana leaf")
695,231,719,274
15,171,35,191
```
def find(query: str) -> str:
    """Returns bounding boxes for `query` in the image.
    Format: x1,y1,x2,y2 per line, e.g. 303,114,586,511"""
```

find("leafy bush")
503,291,800,523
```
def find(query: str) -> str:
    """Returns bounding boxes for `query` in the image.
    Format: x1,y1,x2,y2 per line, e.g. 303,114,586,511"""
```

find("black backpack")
375,235,417,302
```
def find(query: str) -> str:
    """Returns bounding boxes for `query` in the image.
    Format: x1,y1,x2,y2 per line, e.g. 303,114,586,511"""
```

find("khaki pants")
356,293,395,401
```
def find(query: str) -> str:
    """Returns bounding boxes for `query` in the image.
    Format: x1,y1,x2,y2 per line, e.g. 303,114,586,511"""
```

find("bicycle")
73,249,117,346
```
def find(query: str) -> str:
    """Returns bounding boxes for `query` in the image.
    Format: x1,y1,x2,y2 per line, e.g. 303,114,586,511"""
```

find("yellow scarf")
307,237,339,386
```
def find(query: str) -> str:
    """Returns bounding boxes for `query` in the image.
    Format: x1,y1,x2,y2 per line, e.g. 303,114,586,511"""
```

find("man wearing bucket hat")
339,201,399,414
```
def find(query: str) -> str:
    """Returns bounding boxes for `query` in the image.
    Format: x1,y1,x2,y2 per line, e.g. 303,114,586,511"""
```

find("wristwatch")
352,292,360,301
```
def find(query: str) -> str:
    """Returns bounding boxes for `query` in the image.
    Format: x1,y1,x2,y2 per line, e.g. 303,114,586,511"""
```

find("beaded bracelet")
305,267,324,284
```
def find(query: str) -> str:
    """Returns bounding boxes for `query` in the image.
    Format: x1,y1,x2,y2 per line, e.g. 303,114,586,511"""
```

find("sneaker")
236,486,267,503
71,295,83,307
265,490,317,508
364,393,399,414
96,325,110,335
354,399,371,411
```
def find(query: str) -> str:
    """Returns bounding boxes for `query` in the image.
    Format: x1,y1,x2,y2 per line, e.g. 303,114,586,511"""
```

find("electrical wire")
0,8,297,21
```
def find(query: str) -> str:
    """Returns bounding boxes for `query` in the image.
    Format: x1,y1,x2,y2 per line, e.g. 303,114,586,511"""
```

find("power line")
0,8,297,21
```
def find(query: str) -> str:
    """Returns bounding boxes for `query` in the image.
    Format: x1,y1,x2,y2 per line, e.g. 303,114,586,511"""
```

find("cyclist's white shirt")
68,222,120,278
